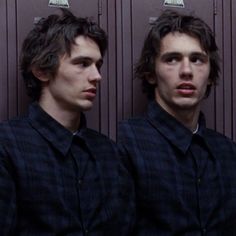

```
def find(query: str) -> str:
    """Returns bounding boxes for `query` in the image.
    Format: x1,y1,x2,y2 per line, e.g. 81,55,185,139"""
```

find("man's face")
150,32,210,118
40,35,103,113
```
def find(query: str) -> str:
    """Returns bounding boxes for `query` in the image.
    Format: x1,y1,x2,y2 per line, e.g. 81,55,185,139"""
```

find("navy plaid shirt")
0,103,135,236
118,101,236,236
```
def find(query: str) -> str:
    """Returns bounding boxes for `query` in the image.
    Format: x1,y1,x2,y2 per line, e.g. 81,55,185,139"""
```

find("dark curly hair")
135,10,220,100
20,9,108,101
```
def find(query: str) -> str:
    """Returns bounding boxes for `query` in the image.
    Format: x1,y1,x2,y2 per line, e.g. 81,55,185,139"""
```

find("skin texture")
35,36,103,132
148,32,211,131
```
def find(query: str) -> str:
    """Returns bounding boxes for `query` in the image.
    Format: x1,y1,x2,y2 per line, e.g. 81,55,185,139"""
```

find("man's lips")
83,88,97,98
176,83,196,95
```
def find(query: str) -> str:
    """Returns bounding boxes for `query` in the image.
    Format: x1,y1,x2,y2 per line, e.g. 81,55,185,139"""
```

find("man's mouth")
176,83,196,95
83,88,97,98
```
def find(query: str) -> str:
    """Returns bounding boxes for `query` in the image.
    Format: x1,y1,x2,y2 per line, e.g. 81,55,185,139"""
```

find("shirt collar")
147,101,206,154
28,102,87,156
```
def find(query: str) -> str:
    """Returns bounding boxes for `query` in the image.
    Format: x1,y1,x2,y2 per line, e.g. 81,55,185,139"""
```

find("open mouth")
176,83,196,95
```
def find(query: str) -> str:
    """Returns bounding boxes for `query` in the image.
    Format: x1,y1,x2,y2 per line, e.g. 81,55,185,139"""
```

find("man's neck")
156,101,200,133
38,100,81,133
175,110,199,133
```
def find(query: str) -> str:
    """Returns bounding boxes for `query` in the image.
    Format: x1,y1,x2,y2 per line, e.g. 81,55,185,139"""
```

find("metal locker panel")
7,1,18,119
116,0,133,121
214,0,224,136
97,0,118,139
0,2,8,121
214,0,235,140
221,0,233,138
228,0,236,141
232,0,236,141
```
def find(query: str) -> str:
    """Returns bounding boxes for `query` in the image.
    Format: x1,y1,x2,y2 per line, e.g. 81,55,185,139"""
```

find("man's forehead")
159,32,206,54
63,35,102,61
73,35,100,50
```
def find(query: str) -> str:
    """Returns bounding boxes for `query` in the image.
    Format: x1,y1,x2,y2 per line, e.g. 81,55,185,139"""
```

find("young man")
118,10,236,235
0,9,135,235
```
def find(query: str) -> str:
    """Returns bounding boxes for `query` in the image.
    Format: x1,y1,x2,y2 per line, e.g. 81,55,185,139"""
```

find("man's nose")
179,58,193,79
89,64,102,82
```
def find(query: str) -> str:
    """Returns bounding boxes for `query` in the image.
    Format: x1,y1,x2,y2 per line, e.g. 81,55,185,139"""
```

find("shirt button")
202,228,206,234
78,179,83,185
197,178,201,184
85,229,89,234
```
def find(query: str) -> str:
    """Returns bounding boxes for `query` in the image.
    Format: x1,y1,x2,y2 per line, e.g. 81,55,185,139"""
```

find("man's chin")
80,102,94,112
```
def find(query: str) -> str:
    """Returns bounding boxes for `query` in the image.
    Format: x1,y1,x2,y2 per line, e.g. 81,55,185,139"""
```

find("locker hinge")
98,0,102,15
213,0,217,15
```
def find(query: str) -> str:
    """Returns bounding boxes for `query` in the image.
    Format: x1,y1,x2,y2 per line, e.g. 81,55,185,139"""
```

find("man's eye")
79,61,90,67
190,55,208,64
165,57,179,64
192,58,201,64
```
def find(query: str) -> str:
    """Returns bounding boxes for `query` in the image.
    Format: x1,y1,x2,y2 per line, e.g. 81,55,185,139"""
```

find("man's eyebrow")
160,51,208,59
161,52,181,56
70,56,103,63
160,52,182,59
70,56,92,63
190,52,208,57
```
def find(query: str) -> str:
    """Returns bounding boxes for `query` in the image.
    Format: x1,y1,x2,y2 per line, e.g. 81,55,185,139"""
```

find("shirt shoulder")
118,116,166,159
118,115,158,141
204,128,236,156
0,116,43,163
84,128,116,146
205,128,236,145
119,115,147,127
119,115,148,132
82,128,119,157
0,116,30,141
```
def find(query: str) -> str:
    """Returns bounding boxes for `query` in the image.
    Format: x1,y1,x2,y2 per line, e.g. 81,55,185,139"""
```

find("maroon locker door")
233,0,236,141
215,0,236,141
0,2,8,121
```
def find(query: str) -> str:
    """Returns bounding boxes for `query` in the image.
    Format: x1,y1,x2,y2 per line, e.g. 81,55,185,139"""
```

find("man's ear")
146,75,157,85
32,67,49,82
